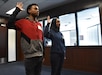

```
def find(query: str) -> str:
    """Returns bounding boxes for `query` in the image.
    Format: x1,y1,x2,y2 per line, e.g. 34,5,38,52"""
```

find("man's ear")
28,9,31,14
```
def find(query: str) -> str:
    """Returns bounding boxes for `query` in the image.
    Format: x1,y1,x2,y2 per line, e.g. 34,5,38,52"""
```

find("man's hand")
16,2,24,11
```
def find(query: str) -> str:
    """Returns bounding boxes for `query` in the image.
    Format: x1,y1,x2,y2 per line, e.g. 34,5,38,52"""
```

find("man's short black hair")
27,3,38,14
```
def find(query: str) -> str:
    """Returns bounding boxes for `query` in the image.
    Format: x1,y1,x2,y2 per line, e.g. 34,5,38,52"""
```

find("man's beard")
32,13,39,18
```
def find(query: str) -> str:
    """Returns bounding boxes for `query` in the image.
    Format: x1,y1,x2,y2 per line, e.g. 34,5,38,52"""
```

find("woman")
44,16,66,75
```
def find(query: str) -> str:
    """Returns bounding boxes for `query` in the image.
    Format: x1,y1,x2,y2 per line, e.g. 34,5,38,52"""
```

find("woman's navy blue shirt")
44,24,66,54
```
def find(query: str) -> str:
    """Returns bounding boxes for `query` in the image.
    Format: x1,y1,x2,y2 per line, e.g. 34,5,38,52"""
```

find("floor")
0,61,101,75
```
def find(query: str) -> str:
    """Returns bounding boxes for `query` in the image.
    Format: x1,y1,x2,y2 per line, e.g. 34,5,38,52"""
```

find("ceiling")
0,0,76,18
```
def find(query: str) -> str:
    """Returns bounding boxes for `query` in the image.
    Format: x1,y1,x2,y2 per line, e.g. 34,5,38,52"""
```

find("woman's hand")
47,16,51,23
16,2,24,11
64,57,66,59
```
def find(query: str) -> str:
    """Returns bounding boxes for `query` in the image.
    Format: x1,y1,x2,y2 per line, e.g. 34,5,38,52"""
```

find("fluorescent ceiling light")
1,24,6,27
6,7,16,15
6,7,25,15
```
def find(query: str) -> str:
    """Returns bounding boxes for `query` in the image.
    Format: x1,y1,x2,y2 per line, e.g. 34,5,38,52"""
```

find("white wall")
8,29,16,62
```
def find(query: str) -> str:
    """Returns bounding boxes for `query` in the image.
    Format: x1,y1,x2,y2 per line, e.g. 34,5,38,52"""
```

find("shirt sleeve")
44,23,52,39
7,7,21,29
15,20,23,30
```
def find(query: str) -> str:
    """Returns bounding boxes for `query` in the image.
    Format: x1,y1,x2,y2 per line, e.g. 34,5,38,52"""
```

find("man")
7,2,44,75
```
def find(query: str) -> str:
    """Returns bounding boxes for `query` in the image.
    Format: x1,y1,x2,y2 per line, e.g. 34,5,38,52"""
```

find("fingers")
47,15,51,23
16,2,23,6
47,15,50,19
16,2,24,10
